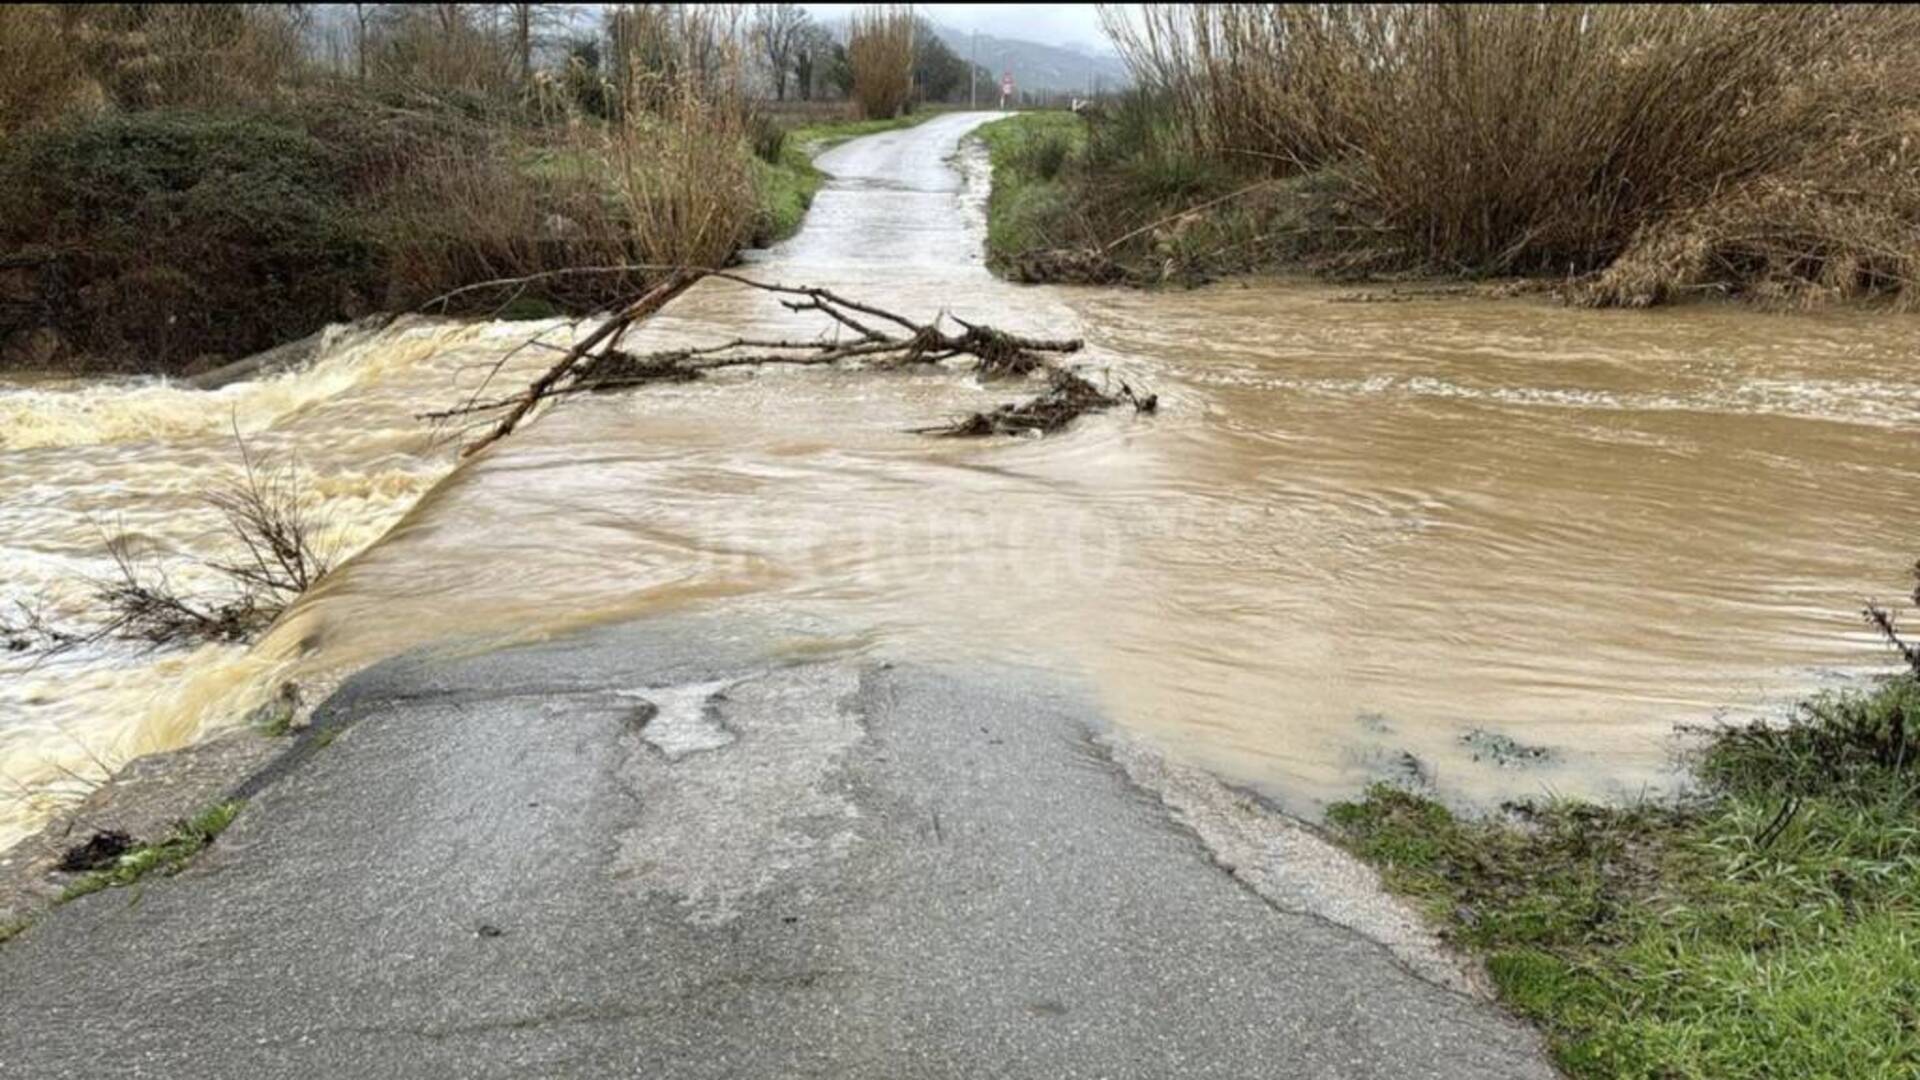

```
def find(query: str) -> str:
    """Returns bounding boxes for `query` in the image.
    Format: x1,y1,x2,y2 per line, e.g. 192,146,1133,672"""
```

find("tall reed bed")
611,53,757,268
1103,4,1920,304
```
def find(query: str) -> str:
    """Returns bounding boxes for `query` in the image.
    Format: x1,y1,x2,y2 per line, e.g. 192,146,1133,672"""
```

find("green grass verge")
752,146,823,246
57,800,245,905
1327,676,1920,1079
0,918,26,945
972,112,1087,270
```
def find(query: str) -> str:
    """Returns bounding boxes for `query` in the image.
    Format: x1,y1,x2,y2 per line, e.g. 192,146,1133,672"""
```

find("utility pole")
969,29,977,109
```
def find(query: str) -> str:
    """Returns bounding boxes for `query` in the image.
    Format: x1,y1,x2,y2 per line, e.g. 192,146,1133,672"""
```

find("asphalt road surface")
0,616,1552,1078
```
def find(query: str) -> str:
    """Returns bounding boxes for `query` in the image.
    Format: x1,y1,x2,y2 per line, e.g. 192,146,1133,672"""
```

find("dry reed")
609,8,758,271
1103,4,1920,302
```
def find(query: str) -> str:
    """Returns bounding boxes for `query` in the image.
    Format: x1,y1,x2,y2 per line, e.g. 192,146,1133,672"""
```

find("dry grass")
335,7,763,314
359,4,519,100
847,6,913,121
610,39,758,269
379,6,759,309
56,4,304,112
1582,39,1920,309
1104,4,1920,303
375,132,643,313
0,5,93,139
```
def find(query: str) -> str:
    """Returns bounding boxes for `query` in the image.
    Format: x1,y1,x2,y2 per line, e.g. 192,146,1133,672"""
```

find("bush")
748,111,787,166
1111,4,1920,302
0,111,375,371
1699,678,1920,803
0,101,668,372
609,80,758,270
1015,132,1072,182
0,7,780,373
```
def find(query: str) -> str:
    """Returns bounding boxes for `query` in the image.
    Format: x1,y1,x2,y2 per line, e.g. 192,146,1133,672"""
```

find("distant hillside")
929,24,1131,97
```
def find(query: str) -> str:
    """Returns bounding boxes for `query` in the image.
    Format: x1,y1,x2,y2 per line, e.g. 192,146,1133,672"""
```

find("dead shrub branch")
6,432,335,659
205,423,335,602
420,268,1154,452
1864,560,1920,680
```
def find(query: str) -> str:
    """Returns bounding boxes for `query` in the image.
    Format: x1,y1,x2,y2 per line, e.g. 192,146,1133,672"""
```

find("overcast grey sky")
801,4,1119,53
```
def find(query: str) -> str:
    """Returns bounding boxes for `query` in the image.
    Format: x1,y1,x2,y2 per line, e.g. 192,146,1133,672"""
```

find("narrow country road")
0,116,1555,1079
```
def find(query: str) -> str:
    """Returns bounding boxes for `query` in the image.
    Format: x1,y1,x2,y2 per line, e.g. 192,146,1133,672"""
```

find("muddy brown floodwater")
3,112,1918,847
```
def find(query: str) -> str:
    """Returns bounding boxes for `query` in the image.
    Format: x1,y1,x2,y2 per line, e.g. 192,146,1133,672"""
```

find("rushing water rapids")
4,113,1918,848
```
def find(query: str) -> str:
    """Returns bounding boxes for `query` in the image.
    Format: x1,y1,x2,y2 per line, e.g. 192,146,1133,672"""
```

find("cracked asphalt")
0,617,1553,1078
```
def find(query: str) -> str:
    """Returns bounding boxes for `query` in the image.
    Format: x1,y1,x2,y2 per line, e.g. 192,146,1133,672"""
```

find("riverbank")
976,6,1920,308
973,109,1555,293
1328,670,1920,1079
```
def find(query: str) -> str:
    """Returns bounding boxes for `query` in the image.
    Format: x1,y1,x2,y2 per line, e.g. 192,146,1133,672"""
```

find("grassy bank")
974,112,1087,275
1,101,933,375
0,91,776,375
1328,675,1920,1078
990,6,1919,306
975,107,1366,287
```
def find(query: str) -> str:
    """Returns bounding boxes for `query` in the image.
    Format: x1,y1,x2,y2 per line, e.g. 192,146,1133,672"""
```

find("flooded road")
4,111,1918,846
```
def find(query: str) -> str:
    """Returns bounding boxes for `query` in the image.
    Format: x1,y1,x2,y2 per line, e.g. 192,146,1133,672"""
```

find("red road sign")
1000,71,1014,97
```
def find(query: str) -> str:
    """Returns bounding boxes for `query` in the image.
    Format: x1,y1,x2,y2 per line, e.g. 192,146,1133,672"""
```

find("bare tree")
502,2,574,83
752,3,808,101
508,2,535,80
350,2,377,81
792,21,832,101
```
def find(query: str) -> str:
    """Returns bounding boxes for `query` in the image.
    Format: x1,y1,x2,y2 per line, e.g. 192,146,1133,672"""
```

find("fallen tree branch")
461,269,700,456
423,269,1149,450
912,370,1158,437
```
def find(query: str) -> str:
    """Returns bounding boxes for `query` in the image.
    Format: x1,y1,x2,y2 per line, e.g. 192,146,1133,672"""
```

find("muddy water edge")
3,111,1918,852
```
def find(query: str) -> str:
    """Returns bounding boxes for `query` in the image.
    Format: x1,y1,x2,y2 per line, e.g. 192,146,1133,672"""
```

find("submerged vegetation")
1,434,334,655
988,4,1920,306
1329,577,1920,1078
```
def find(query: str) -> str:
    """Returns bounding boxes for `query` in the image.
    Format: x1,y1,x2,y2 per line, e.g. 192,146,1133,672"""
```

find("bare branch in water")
8,432,337,659
417,267,1147,451
204,423,335,602
0,600,83,658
